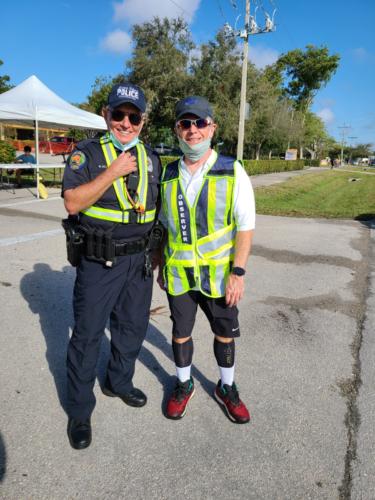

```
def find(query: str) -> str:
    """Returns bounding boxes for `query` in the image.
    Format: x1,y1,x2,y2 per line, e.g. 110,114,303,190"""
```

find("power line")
167,0,193,19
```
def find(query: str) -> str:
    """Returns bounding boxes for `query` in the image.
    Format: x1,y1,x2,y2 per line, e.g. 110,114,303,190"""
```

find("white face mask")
178,137,212,162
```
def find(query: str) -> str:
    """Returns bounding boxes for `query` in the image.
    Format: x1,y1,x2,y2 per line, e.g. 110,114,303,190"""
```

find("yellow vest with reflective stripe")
161,152,236,297
81,134,156,224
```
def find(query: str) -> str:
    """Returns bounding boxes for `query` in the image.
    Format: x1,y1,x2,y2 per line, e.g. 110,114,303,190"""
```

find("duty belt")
114,237,148,256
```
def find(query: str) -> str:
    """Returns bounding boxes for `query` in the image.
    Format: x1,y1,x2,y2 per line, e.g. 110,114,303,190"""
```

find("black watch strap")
232,266,246,276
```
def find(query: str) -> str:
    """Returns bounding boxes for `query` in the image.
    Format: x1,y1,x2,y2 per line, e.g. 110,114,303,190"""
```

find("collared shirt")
160,150,256,231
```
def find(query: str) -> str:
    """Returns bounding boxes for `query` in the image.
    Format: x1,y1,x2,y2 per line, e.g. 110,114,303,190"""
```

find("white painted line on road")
0,228,64,247
0,195,61,208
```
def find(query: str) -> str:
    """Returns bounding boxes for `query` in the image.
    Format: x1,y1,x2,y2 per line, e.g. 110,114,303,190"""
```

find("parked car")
369,158,375,167
39,136,76,155
153,143,181,156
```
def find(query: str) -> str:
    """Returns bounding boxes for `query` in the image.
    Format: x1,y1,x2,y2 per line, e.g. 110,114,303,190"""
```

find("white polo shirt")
160,150,256,231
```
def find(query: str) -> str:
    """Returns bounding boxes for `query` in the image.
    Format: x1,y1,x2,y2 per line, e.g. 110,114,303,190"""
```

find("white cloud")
317,107,335,124
248,45,279,69
100,29,132,54
113,0,201,24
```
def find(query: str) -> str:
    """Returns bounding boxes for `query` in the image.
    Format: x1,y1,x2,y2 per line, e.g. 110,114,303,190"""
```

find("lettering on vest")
177,194,190,243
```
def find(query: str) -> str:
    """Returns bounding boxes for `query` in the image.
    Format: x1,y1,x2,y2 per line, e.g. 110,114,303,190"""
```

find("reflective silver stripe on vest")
82,206,156,223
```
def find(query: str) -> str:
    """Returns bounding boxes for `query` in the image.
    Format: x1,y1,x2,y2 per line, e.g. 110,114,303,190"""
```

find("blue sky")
1,0,374,145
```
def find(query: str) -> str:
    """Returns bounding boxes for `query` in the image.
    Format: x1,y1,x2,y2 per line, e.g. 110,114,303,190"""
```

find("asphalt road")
0,169,374,500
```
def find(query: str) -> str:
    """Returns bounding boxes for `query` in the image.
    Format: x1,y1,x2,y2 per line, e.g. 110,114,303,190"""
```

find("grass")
255,170,375,220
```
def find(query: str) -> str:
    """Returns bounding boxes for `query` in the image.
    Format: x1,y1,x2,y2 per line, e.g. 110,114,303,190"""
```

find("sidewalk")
0,166,373,499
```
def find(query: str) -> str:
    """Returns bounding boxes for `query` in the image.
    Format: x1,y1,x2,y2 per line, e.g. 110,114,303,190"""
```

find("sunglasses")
110,109,143,125
176,118,211,130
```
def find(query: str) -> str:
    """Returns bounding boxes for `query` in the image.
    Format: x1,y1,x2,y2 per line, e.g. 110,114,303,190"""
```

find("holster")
146,222,164,251
62,216,85,267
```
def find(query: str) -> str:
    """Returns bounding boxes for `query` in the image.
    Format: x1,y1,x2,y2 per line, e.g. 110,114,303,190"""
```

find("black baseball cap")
175,96,213,120
107,83,147,113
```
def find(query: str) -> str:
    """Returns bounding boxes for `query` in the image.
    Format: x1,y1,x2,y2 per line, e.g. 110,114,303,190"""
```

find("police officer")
158,96,255,424
62,82,161,449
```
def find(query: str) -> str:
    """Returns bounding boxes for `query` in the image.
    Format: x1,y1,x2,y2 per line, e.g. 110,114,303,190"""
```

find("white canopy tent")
0,75,106,197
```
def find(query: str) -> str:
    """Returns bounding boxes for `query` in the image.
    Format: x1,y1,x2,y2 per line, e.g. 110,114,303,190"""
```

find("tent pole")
35,111,40,199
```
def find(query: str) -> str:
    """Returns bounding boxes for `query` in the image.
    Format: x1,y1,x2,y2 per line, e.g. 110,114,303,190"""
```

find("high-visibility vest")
161,151,236,297
81,134,156,224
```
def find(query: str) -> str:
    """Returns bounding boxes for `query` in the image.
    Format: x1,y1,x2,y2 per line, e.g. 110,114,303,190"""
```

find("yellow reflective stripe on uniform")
82,206,156,223
200,241,234,260
207,179,216,235
136,145,147,210
209,265,219,297
100,137,132,210
162,154,236,297
99,135,149,212
82,136,154,224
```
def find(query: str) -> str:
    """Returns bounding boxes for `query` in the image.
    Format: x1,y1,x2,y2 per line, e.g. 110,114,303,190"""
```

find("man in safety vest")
158,96,255,424
62,83,161,449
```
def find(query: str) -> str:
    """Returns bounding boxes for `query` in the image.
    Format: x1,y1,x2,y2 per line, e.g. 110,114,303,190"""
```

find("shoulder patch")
68,151,87,171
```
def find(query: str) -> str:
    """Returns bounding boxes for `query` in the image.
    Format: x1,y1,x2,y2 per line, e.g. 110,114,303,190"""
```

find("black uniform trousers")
66,251,152,420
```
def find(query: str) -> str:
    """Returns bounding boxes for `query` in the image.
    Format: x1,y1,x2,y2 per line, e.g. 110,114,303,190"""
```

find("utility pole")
237,0,250,160
224,1,276,160
348,135,357,165
338,124,350,166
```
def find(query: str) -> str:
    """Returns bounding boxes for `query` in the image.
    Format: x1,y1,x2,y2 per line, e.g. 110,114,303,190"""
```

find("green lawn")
255,170,375,219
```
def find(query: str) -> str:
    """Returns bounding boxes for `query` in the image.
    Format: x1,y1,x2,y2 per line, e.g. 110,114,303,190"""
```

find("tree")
349,143,373,159
270,45,340,157
190,29,242,155
85,75,126,115
0,59,13,94
303,112,333,159
127,17,194,145
275,45,340,113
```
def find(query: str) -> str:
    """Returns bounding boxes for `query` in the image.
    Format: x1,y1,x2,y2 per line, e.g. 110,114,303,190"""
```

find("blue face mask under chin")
110,132,139,152
178,137,212,162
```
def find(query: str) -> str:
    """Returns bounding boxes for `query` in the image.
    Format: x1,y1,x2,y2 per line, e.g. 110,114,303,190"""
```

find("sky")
1,0,374,146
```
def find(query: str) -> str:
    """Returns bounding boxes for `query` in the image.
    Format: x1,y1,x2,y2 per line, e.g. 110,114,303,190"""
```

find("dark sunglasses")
110,109,143,125
176,118,211,130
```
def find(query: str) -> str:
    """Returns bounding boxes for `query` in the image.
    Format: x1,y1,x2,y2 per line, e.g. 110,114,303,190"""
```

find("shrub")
0,140,16,163
159,156,309,175
241,159,305,175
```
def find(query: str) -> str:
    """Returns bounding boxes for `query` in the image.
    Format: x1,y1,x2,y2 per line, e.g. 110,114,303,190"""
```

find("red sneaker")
166,377,195,419
214,380,250,424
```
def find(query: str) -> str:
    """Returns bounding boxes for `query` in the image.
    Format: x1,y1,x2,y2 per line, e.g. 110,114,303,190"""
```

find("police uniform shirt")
62,137,161,240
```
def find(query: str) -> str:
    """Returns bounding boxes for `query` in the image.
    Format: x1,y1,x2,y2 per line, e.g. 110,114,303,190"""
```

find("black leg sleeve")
213,338,235,367
172,337,194,368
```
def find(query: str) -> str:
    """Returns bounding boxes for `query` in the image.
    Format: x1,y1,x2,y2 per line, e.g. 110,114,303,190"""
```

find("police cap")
107,83,147,113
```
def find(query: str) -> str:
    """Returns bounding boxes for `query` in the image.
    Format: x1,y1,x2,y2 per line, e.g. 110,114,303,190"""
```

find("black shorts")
167,291,240,339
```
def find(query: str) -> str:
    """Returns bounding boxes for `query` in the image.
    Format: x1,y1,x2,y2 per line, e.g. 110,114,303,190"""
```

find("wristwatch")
231,266,246,276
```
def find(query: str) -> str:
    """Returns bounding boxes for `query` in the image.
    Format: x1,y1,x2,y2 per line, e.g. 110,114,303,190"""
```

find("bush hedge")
160,156,306,175
241,159,305,175
0,140,16,163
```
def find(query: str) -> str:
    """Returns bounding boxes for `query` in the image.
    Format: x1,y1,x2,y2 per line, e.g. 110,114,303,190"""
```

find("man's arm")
64,151,137,214
225,229,253,307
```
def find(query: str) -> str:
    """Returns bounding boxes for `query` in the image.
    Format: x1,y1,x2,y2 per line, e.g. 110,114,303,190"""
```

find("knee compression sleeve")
214,338,235,367
172,337,194,368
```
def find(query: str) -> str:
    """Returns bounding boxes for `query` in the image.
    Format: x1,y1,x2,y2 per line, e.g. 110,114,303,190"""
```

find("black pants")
167,291,240,339
66,252,152,419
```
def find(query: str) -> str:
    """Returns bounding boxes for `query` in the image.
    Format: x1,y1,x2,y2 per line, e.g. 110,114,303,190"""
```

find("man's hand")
157,269,166,290
109,151,137,179
225,274,245,307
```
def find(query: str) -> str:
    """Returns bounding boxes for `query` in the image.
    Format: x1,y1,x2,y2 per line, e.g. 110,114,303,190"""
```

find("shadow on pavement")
0,432,5,482
20,265,216,416
20,263,74,415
